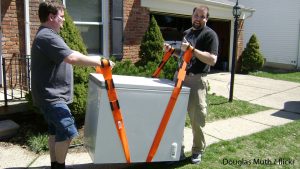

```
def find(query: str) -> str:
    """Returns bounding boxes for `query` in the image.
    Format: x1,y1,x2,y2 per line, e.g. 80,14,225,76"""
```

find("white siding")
239,0,300,68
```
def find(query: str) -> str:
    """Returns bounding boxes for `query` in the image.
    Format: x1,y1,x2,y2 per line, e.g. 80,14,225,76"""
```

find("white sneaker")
191,153,202,164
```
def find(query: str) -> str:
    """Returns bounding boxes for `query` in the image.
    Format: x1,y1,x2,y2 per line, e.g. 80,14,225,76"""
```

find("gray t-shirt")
31,26,73,107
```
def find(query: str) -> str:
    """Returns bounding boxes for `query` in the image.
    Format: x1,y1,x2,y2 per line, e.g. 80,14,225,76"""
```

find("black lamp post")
229,0,241,102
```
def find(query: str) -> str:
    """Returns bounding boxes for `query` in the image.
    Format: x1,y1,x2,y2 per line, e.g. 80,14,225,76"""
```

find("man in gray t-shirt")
31,26,74,107
31,1,114,169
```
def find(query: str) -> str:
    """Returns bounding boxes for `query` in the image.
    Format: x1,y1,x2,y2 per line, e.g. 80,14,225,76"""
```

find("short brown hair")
38,0,65,23
193,5,210,18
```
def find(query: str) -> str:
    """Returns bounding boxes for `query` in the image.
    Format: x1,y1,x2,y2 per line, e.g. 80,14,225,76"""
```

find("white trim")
25,0,31,56
141,0,254,19
73,21,102,25
64,0,108,57
102,0,109,58
297,20,300,69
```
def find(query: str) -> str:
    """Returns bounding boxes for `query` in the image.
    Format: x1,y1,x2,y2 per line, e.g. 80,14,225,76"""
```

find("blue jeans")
40,103,79,142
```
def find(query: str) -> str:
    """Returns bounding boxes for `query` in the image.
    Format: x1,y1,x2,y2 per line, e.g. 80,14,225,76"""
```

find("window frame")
63,0,109,57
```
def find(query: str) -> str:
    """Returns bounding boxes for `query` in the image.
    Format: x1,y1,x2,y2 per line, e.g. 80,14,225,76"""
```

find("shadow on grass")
3,159,192,169
125,158,191,169
209,101,228,106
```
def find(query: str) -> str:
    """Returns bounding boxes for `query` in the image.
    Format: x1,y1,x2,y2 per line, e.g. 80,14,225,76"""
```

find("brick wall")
1,0,39,89
29,0,40,46
1,0,39,58
236,19,244,72
1,0,25,58
123,0,149,62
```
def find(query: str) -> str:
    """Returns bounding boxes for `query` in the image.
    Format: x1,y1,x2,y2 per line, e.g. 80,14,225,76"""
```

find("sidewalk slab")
183,127,220,153
203,117,270,140
207,73,300,113
208,73,299,92
30,152,91,168
30,152,131,169
250,87,300,112
0,145,38,169
241,109,300,126
208,80,272,101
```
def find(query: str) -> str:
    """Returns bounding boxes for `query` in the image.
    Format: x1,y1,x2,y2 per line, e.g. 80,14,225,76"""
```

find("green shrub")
112,60,141,76
59,10,94,121
27,133,48,153
59,11,87,54
241,34,264,73
111,16,177,80
136,16,165,66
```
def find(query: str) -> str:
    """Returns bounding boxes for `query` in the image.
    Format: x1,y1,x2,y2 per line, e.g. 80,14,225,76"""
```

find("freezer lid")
89,73,190,92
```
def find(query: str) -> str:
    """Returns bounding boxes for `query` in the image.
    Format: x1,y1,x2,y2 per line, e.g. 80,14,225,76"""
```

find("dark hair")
193,5,210,18
38,0,65,23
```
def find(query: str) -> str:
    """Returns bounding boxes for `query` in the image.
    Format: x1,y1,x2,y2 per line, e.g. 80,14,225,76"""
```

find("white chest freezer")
84,74,190,163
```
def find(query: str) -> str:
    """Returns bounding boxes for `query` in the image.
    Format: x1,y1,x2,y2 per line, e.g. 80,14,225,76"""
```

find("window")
64,0,108,56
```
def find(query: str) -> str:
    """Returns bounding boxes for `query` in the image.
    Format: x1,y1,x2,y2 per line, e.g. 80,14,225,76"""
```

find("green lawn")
250,70,300,83
131,120,300,169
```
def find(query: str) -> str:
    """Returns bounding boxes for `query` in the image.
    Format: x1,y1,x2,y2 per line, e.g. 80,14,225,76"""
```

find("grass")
249,69,300,83
129,120,300,169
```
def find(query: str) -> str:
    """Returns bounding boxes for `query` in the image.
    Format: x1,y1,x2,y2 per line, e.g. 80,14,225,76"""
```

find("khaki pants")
183,73,208,154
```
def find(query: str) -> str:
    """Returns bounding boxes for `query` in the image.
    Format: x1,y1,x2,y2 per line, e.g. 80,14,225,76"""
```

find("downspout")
297,20,300,69
102,0,109,57
24,0,31,89
25,0,30,56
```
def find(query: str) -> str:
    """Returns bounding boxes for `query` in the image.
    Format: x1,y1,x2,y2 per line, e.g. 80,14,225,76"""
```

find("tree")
241,34,264,73
137,16,165,66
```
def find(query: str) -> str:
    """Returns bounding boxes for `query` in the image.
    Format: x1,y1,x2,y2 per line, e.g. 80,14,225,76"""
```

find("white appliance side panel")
153,90,189,162
93,87,189,163
84,79,101,162
94,87,126,163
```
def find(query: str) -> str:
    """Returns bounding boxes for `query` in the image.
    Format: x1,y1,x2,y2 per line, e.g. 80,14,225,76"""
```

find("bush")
59,10,94,121
130,15,177,80
241,34,264,73
27,133,49,153
111,16,177,80
136,16,165,66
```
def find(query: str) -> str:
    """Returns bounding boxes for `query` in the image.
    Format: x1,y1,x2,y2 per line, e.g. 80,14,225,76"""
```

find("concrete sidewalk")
1,72,300,169
206,72,300,113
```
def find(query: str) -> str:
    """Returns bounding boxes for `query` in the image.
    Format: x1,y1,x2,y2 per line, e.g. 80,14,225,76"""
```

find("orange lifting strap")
96,59,131,163
152,47,175,78
146,46,194,162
